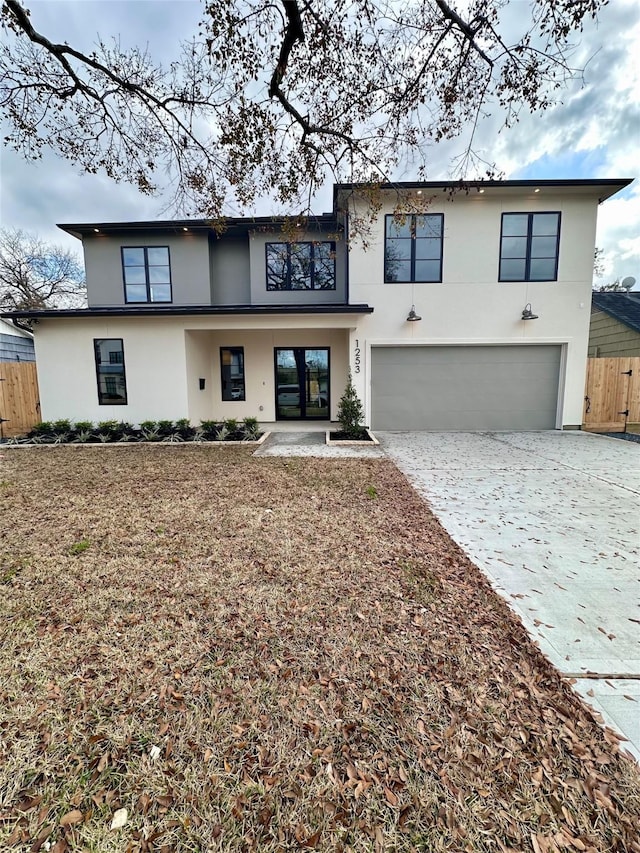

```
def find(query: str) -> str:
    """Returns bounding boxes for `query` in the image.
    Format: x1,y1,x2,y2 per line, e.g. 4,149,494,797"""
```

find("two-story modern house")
2,178,632,431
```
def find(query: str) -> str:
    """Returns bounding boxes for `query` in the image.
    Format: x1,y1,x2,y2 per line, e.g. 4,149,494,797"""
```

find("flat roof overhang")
1,304,374,321
58,213,339,240
334,178,634,205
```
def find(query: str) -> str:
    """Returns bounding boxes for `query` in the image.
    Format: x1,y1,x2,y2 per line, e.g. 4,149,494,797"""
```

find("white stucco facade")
11,179,631,430
34,314,353,424
345,185,605,428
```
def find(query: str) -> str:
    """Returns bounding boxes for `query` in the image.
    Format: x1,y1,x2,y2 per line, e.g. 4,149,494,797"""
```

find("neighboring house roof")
0,316,33,338
591,292,640,334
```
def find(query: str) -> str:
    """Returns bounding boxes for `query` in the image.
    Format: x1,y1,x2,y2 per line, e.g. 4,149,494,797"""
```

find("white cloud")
595,182,640,285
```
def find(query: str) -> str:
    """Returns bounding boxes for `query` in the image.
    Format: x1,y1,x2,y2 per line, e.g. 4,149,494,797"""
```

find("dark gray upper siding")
67,218,347,310
210,235,251,304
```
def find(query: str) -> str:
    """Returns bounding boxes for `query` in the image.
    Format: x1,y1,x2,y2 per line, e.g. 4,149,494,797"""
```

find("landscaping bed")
326,428,379,445
3,417,263,445
1,447,639,852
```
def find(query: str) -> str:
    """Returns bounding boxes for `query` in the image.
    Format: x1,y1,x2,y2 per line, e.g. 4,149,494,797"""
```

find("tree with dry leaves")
1,0,605,217
0,228,86,311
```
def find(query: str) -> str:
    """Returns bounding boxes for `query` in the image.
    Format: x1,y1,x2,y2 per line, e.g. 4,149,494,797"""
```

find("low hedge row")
9,417,262,444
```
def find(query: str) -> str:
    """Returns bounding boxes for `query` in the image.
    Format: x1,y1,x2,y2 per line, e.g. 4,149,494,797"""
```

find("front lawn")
1,447,638,852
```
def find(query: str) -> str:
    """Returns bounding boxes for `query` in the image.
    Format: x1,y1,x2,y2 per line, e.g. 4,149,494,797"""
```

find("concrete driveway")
379,430,640,761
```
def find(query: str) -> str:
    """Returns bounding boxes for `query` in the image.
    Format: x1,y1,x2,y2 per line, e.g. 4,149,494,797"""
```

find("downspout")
11,317,34,335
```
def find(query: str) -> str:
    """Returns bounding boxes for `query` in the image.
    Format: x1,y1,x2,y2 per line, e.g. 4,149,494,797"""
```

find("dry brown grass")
1,446,639,853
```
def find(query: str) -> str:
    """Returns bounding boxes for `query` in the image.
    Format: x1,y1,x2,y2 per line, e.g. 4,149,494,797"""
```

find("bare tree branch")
1,0,607,221
0,228,86,311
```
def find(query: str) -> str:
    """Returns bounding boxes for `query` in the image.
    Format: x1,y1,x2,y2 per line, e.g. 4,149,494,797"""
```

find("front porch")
184,326,351,425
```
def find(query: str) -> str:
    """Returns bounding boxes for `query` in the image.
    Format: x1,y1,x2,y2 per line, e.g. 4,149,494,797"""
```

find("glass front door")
275,348,329,420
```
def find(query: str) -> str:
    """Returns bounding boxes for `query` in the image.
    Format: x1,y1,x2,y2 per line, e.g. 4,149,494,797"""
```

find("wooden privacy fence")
583,357,640,433
0,362,40,438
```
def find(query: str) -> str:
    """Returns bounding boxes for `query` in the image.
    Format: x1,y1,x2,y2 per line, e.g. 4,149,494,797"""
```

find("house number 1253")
354,339,361,374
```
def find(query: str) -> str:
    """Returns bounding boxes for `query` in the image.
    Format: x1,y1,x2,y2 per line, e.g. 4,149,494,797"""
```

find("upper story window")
499,213,561,281
384,214,444,283
122,247,172,303
266,242,336,290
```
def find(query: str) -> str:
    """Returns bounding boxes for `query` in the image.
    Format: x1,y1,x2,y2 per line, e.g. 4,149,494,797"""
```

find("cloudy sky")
1,0,638,286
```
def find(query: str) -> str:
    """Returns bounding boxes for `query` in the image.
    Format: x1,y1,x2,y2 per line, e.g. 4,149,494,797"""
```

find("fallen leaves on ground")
1,447,639,852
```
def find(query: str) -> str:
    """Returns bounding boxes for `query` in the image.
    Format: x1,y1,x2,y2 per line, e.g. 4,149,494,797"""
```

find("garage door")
371,345,561,430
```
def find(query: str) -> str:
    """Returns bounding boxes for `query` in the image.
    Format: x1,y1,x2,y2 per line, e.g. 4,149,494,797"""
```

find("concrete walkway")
379,431,640,761
255,425,384,458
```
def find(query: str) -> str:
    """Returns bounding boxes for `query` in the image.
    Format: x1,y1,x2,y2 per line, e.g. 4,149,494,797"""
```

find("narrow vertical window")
220,347,245,401
94,339,127,405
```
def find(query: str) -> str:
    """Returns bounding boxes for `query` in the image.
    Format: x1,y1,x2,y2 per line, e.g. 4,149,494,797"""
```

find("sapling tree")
336,373,366,438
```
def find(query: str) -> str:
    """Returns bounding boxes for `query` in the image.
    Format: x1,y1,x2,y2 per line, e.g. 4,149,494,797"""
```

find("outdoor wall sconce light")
522,303,539,320
407,304,422,322
199,377,206,390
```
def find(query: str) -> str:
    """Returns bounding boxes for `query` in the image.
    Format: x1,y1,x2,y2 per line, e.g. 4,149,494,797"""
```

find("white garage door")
371,345,562,430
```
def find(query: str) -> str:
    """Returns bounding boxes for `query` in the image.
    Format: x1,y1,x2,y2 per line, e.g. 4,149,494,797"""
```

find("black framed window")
384,214,444,282
122,246,172,302
94,339,127,405
220,347,245,401
499,213,561,281
266,242,336,290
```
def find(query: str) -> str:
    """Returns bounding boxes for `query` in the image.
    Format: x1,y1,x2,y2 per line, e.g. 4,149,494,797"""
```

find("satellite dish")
621,276,636,291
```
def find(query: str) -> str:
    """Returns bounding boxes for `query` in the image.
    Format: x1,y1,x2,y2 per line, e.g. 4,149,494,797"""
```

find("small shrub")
52,419,72,434
74,421,94,433
224,418,238,434
29,422,54,437
214,424,229,441
156,420,175,436
175,418,195,440
199,420,219,440
73,429,94,444
140,424,162,442
162,430,185,443
242,416,260,440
